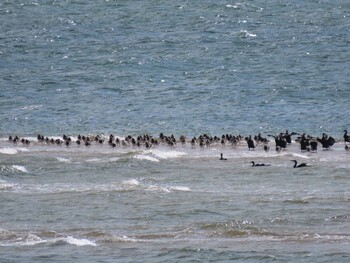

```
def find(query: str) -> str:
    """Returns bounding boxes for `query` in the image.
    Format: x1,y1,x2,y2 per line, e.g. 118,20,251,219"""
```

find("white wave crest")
291,153,310,159
85,157,120,163
56,157,71,163
169,186,191,192
0,180,15,190
64,236,97,246
147,149,186,159
134,154,159,162
123,179,140,186
0,147,29,155
12,165,28,173
20,104,43,110
146,184,191,193
0,148,18,155
0,234,97,247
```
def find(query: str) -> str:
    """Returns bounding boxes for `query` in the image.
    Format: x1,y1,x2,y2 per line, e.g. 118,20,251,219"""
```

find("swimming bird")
220,153,227,160
251,161,270,167
290,160,308,168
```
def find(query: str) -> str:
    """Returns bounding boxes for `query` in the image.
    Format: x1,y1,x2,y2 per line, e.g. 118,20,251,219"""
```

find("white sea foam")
56,157,71,163
85,157,120,163
0,180,15,190
0,148,18,155
123,179,140,186
146,184,191,193
169,186,191,192
20,104,43,110
134,154,159,162
0,147,29,155
147,149,186,159
101,234,145,243
64,236,97,246
291,153,310,159
2,234,46,247
239,30,257,38
0,234,97,247
12,165,28,173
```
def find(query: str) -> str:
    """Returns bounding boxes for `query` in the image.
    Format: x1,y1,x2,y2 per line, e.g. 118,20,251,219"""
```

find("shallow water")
1,0,350,262
1,136,350,262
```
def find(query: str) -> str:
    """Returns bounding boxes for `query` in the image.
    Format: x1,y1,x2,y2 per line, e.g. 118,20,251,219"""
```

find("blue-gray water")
1,1,350,262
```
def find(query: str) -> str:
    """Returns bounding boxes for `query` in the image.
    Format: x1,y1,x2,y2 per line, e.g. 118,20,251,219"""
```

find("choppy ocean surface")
1,0,350,262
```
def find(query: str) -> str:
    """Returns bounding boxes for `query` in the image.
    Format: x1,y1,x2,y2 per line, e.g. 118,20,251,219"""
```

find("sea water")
1,1,350,262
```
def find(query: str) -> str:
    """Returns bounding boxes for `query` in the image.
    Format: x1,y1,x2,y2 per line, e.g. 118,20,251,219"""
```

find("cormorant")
310,141,318,152
220,153,227,160
251,161,270,167
263,145,270,152
343,130,350,143
317,133,335,149
246,135,255,151
268,134,287,151
291,160,308,168
283,130,299,144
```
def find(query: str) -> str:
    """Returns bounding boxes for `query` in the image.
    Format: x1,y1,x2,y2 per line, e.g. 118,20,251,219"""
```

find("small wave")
100,234,144,244
12,165,28,173
147,149,186,159
283,233,350,242
85,157,120,163
0,148,18,155
238,30,257,38
62,236,97,246
290,153,310,159
283,199,310,204
134,154,159,162
200,220,269,238
123,179,140,186
226,4,240,9
325,214,350,222
0,234,45,247
0,180,15,190
19,104,43,111
55,157,71,163
0,147,29,155
0,234,97,247
168,186,191,192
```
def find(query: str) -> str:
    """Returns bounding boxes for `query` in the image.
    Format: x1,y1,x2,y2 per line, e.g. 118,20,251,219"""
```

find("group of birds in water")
220,129,349,168
6,130,350,168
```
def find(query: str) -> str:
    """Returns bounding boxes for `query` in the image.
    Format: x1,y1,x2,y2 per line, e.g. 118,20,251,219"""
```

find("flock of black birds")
222,129,349,168
6,130,350,168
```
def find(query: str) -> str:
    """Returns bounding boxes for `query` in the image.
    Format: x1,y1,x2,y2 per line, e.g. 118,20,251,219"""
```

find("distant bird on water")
251,161,270,167
220,153,227,160
290,160,308,168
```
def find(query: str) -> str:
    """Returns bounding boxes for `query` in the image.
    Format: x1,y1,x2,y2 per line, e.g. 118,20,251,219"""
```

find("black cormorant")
251,161,270,167
291,160,308,168
220,153,227,160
